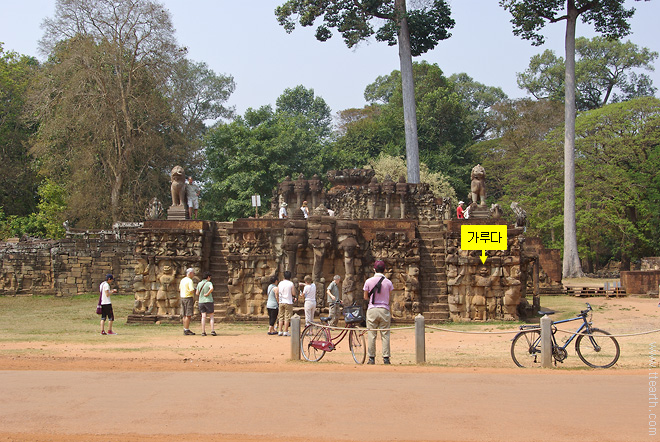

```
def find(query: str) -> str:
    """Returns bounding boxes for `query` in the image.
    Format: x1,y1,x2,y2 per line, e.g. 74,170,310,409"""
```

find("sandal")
201,332,207,336
210,331,217,336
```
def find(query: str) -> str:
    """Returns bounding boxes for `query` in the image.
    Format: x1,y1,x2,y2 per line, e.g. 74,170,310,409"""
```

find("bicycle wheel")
300,324,329,362
510,329,542,368
575,328,620,368
349,329,366,364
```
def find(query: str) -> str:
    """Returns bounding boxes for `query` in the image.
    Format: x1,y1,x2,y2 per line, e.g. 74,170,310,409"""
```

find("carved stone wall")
444,220,529,321
1,169,531,323
0,233,137,297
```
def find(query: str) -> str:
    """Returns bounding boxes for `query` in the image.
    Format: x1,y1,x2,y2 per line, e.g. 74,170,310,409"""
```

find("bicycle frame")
309,323,354,351
550,314,592,351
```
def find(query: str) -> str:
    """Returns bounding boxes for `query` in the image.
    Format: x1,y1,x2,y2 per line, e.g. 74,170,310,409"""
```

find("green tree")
517,37,658,110
470,99,564,205
500,0,645,278
0,44,39,216
276,85,332,137
475,97,660,272
275,0,455,184
337,62,505,197
30,0,216,227
203,87,330,221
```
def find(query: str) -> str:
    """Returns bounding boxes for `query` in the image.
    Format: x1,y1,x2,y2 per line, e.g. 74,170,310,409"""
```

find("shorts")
101,304,114,321
199,302,214,314
267,307,278,326
180,297,195,317
188,197,199,209
277,303,293,323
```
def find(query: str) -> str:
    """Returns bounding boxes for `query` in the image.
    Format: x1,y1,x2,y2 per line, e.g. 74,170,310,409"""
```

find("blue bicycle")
511,303,620,368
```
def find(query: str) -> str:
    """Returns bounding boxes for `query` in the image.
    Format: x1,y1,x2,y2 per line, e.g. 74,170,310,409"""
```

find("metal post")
415,314,425,364
540,314,552,368
290,314,301,360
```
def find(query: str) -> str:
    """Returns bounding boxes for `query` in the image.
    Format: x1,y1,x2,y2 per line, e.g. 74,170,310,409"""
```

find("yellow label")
460,225,508,251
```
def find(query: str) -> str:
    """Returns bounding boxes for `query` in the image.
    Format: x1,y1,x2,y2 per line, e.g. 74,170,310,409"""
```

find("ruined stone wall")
0,235,137,296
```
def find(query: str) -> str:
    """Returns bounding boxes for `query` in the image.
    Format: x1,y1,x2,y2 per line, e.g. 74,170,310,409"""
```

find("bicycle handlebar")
579,303,593,317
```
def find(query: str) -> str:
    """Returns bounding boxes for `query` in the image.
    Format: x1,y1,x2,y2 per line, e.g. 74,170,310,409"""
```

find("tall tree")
517,37,658,110
30,0,212,226
500,0,645,278
0,45,39,216
275,0,454,183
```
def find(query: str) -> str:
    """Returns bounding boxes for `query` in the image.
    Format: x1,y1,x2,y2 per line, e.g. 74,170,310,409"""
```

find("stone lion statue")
170,166,186,206
470,164,486,206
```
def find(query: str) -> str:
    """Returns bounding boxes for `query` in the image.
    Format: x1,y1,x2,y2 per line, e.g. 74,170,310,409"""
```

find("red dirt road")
0,368,653,442
1,296,658,441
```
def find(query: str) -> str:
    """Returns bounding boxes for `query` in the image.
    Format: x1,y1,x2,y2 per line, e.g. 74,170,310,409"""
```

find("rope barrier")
553,327,660,338
424,325,522,335
307,322,415,333
307,321,660,337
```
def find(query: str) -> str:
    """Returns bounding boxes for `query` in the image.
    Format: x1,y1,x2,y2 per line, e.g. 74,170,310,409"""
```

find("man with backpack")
363,260,394,365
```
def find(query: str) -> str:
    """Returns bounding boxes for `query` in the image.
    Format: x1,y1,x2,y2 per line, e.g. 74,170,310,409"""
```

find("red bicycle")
300,301,367,364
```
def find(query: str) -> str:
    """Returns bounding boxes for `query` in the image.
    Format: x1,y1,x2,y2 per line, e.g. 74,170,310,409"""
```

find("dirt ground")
1,296,658,441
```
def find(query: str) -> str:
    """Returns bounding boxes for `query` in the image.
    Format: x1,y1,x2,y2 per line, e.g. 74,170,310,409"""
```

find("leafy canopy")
275,0,454,56
499,0,636,46
202,86,330,221
517,36,658,110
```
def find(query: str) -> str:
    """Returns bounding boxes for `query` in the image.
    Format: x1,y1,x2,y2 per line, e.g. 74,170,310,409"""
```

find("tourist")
464,203,472,219
279,202,288,219
363,260,394,365
186,176,200,220
196,272,216,336
300,275,316,326
180,268,196,335
300,201,309,219
327,205,335,217
456,201,465,219
277,271,296,336
100,274,118,335
326,275,341,326
266,275,279,335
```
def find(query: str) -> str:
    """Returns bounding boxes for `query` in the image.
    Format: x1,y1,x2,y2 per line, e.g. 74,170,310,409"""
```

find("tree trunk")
562,1,584,279
110,171,123,223
395,0,420,184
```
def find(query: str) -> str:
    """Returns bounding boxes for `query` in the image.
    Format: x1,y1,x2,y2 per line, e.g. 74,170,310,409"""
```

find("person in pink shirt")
363,260,394,365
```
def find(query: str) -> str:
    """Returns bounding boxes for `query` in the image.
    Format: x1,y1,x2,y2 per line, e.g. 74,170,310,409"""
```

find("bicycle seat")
319,316,332,323
538,309,556,316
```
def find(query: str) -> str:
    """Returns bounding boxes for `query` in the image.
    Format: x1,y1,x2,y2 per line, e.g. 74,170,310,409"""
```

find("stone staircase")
209,222,231,319
417,222,449,321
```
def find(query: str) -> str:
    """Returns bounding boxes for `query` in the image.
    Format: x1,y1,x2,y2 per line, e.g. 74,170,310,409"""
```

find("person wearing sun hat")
279,202,288,219
456,201,465,219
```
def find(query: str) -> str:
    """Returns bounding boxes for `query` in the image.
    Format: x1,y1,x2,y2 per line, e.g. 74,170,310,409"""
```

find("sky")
1,0,659,119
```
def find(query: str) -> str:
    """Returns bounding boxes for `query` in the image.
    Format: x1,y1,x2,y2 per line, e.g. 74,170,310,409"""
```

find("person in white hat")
279,202,288,219
457,201,465,219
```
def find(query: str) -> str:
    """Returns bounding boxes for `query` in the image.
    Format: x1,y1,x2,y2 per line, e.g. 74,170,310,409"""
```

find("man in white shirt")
100,274,118,335
277,271,296,336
